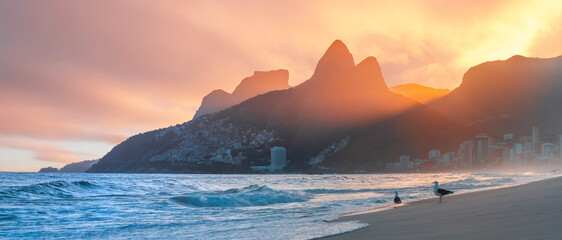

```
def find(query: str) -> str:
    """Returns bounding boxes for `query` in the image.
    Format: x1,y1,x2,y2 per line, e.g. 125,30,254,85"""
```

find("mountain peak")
209,89,229,96
326,40,350,55
507,55,527,62
356,56,380,68
193,70,290,119
352,56,388,91
232,69,289,97
309,40,355,82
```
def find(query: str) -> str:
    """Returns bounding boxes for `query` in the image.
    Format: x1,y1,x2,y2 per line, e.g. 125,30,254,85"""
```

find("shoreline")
322,175,562,240
334,173,557,219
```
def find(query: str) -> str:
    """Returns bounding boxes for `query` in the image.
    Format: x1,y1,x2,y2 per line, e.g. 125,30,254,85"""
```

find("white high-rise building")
559,135,562,162
514,143,522,165
399,155,410,169
429,149,440,162
532,126,540,152
458,140,476,167
440,152,454,165
541,143,556,159
509,147,516,166
502,148,512,167
270,147,287,170
476,134,489,167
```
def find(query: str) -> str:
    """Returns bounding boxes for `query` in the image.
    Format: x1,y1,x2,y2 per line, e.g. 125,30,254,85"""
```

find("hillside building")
270,147,287,170
532,126,540,152
476,134,489,167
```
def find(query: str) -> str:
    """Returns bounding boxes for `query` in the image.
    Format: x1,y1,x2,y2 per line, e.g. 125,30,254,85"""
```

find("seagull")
393,191,401,209
432,181,453,203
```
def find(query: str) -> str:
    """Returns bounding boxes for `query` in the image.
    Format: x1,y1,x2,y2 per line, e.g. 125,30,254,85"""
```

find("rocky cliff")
89,40,471,173
193,70,290,119
429,55,562,137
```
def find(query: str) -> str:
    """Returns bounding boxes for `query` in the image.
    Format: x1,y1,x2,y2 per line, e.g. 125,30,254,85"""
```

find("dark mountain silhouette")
85,43,562,173
88,40,473,173
217,40,470,171
38,167,59,173
193,70,290,119
60,160,99,173
37,160,99,173
429,55,562,137
390,83,450,104
222,41,419,128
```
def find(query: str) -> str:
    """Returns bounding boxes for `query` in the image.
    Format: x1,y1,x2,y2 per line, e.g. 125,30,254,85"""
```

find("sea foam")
170,184,310,207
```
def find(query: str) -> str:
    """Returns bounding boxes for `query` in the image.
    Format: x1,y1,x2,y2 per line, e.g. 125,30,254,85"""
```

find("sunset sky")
1,0,561,171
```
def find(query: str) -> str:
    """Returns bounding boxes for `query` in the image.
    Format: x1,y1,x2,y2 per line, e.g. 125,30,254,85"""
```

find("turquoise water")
0,172,555,239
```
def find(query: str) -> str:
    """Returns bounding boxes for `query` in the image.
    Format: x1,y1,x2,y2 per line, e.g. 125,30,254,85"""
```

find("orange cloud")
0,0,560,171
0,138,81,164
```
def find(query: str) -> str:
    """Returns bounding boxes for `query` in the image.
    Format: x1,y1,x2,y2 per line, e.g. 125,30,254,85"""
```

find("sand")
324,176,562,240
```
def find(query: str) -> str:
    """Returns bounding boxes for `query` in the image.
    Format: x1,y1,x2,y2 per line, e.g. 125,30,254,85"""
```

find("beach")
325,175,562,240
2,172,556,239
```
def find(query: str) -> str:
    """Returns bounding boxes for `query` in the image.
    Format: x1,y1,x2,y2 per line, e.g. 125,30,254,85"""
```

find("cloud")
0,63,187,142
0,138,82,164
0,0,561,170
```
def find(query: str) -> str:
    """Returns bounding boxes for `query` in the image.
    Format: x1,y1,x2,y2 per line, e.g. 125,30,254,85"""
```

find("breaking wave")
171,185,310,207
445,177,516,190
0,180,99,199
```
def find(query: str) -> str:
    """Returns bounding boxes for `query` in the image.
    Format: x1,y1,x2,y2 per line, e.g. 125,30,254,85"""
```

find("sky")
1,0,561,172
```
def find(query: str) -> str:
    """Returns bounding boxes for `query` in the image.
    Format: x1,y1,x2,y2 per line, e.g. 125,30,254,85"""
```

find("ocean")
0,172,556,239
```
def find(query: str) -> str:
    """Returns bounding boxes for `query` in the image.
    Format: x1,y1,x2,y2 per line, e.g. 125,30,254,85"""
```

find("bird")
393,191,401,209
432,181,453,203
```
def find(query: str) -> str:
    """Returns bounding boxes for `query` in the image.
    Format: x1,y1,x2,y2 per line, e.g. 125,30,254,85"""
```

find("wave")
170,185,310,207
304,188,381,194
445,177,515,190
0,180,99,199
0,214,17,221
304,186,422,195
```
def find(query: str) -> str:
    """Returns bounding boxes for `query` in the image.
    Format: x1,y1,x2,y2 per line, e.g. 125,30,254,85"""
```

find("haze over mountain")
193,70,290,119
216,40,471,170
38,167,59,173
87,41,562,174
429,55,562,137
88,40,470,173
38,160,99,173
222,41,421,128
4,1,562,173
390,83,450,104
60,160,99,173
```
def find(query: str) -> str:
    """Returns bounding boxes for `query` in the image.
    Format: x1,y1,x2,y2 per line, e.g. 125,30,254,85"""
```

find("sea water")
0,172,556,239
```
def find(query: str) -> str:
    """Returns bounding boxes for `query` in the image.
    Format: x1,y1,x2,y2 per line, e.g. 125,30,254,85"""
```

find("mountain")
193,70,290,119
217,40,470,171
89,40,470,173
38,167,59,173
37,160,99,173
390,83,450,104
60,160,99,173
222,41,420,129
429,55,562,137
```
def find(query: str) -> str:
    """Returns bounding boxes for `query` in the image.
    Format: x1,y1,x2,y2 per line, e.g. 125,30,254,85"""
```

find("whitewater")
0,172,556,239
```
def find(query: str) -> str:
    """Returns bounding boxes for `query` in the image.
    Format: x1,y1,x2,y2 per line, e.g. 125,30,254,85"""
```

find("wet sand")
323,176,562,240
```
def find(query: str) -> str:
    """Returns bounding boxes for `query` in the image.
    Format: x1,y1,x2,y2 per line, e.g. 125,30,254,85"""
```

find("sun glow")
0,1,561,171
